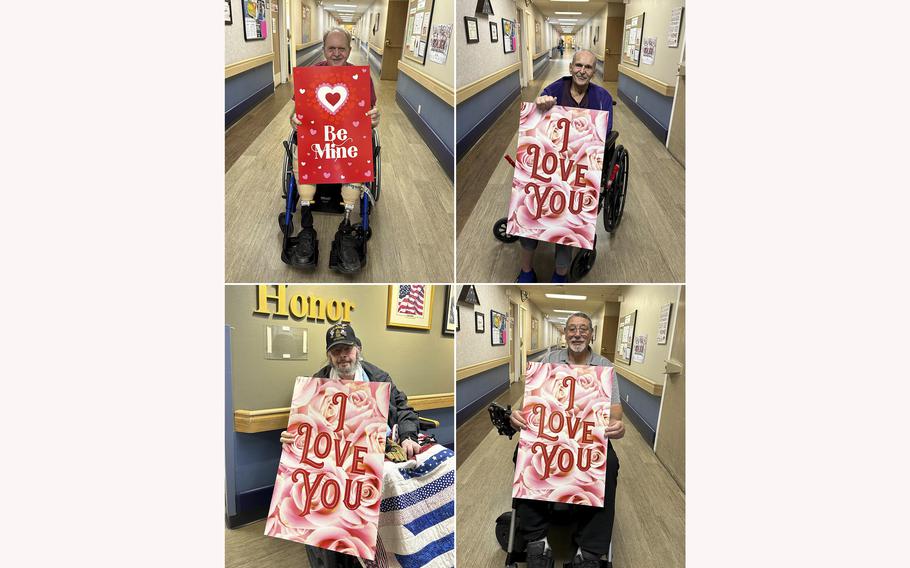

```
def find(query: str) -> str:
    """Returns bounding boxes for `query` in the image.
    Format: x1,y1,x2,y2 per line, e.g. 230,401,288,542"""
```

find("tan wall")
455,0,520,88
623,0,686,84
227,285,453,410
226,0,274,66
615,285,682,383
397,0,456,88
591,303,607,354
363,0,392,52
455,285,517,368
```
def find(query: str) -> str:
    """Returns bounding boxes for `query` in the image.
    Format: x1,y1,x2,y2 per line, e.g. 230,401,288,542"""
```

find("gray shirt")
540,348,621,403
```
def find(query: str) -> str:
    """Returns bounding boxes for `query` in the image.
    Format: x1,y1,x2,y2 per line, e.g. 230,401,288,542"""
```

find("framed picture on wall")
491,310,507,346
464,16,479,43
490,21,498,43
243,0,269,41
475,312,485,333
443,285,459,334
225,0,233,24
502,18,515,54
387,285,435,330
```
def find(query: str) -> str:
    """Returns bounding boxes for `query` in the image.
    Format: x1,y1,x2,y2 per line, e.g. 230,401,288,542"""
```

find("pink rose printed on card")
512,362,614,507
506,103,609,250
265,377,391,560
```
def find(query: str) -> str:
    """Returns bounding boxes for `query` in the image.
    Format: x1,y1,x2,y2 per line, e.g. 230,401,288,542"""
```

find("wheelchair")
492,108,629,282
488,402,613,568
278,128,381,272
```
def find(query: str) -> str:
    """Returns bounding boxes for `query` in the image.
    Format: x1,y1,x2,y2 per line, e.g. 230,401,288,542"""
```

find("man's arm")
391,383,419,442
606,403,625,439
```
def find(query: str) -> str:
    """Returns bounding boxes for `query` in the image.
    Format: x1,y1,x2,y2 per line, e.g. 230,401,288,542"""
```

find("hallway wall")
294,1,324,66
617,0,686,142
225,0,276,127
455,0,522,159
395,0,457,178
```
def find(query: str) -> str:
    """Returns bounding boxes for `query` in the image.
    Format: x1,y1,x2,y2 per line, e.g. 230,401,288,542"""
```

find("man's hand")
290,110,302,129
605,419,625,440
535,95,557,112
509,408,529,431
401,438,421,459
366,107,380,128
280,430,294,445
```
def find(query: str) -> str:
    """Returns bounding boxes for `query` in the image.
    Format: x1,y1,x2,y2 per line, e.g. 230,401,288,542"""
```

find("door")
601,315,618,361
519,304,527,377
279,0,289,82
522,10,534,82
655,287,685,490
509,301,519,383
271,0,281,86
603,15,623,82
380,0,408,80
666,42,686,166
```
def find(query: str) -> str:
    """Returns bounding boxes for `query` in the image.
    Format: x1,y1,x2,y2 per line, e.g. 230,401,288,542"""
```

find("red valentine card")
293,66,374,185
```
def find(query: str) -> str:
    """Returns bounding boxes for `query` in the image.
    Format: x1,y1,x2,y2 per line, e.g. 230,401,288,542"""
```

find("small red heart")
325,92,341,106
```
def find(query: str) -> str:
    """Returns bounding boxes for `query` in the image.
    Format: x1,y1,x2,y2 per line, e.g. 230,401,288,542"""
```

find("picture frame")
464,16,479,43
475,312,485,333
501,18,515,54
387,285,435,330
490,21,498,43
616,309,637,364
225,0,233,24
443,285,460,334
404,0,435,66
490,309,507,346
243,0,269,41
458,285,480,305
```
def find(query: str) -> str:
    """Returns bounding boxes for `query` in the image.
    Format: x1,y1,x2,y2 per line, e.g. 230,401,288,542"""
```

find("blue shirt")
541,77,614,133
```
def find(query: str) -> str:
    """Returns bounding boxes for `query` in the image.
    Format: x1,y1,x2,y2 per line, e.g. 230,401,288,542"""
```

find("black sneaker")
526,540,554,568
288,226,318,267
571,549,601,568
329,221,362,274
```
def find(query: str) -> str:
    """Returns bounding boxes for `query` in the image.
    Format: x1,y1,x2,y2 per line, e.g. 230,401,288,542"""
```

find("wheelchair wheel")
604,146,629,233
493,218,519,243
364,227,372,241
569,248,596,281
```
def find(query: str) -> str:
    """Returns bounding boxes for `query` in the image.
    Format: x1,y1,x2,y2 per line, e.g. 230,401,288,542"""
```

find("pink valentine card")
512,362,614,507
505,103,610,250
294,66,374,184
265,377,391,560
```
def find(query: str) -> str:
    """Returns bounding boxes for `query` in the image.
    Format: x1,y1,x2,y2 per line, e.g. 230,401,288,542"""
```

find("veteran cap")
326,322,361,351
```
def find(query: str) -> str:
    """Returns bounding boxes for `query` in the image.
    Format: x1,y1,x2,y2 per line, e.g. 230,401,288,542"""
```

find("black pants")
513,441,620,556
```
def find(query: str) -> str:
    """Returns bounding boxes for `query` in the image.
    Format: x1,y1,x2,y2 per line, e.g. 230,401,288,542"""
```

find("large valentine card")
265,377,391,560
512,362,614,507
505,103,610,250
293,66,374,185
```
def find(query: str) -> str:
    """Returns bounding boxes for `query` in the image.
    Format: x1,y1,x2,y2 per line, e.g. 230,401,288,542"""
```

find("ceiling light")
558,19,578,21
545,293,587,300
552,309,578,314
336,7,357,11
552,0,588,2
555,11,582,15
334,3,357,7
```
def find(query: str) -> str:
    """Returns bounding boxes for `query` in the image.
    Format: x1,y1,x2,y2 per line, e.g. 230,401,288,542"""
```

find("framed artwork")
490,21,498,43
475,312,485,333
656,303,673,344
464,16,479,43
387,285,434,329
475,0,494,15
225,0,233,24
502,18,515,53
418,40,426,57
443,285,460,334
616,310,637,364
458,285,480,305
243,0,269,41
404,0,435,65
491,310,507,346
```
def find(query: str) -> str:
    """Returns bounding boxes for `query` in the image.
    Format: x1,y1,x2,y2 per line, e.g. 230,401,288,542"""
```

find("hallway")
225,47,454,282
456,56,685,283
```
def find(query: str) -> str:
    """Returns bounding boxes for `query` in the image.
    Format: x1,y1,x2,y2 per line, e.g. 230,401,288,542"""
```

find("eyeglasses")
566,326,591,334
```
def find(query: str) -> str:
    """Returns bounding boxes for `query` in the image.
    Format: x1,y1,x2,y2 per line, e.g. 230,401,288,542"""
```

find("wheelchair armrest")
418,416,439,431
604,131,619,149
488,402,518,439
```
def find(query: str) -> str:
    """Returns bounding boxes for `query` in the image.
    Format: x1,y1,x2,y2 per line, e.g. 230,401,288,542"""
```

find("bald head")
571,50,596,67
569,49,596,92
323,27,352,65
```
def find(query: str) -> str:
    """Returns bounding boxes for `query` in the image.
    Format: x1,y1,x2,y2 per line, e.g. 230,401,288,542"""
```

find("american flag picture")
397,284,426,316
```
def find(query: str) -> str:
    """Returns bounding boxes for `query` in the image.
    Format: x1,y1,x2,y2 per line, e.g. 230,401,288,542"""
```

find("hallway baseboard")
226,82,274,129
396,91,455,180
617,89,669,143
621,399,657,447
455,376,509,428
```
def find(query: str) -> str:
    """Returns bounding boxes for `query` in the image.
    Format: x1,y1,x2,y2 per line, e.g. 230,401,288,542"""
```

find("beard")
568,339,589,354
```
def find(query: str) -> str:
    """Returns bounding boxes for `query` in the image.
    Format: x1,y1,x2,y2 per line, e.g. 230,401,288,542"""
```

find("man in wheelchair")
286,28,380,273
279,322,423,567
517,50,614,284
507,313,624,567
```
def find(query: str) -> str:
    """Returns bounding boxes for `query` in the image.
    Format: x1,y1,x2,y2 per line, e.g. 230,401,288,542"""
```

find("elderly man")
280,322,421,567
286,28,381,273
509,312,624,568
517,50,615,284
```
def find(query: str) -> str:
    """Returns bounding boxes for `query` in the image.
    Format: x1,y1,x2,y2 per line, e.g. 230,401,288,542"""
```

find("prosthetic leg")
328,185,367,274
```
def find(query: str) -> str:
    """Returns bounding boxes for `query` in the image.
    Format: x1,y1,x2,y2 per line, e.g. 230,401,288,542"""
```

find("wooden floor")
225,519,311,568
225,49,454,282
455,369,685,566
456,57,685,283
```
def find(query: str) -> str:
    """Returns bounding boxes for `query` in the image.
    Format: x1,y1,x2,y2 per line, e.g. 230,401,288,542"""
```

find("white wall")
400,0,456,88
615,285,682,383
623,0,686,83
456,0,520,88
226,0,273,65
455,285,518,368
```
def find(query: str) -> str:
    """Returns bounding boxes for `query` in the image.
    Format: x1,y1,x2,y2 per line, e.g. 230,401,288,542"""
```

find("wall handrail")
456,356,511,381
612,363,664,396
455,62,521,105
225,53,275,79
617,64,675,97
397,61,455,107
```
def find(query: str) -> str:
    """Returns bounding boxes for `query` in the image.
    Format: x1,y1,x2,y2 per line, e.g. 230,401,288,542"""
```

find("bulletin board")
622,13,644,66
243,0,269,41
404,0,436,65
616,309,637,364
502,18,516,54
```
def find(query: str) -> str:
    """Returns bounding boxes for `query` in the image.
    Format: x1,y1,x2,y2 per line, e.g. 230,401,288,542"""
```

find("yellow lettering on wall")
326,299,342,321
288,293,307,318
342,301,354,322
255,285,288,316
309,296,326,320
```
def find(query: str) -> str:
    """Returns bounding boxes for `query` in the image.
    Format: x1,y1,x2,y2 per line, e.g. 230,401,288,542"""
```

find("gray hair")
571,49,596,66
565,312,593,328
323,27,352,47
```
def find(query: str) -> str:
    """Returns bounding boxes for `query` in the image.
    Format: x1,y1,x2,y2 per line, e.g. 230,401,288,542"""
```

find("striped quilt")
362,443,455,568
